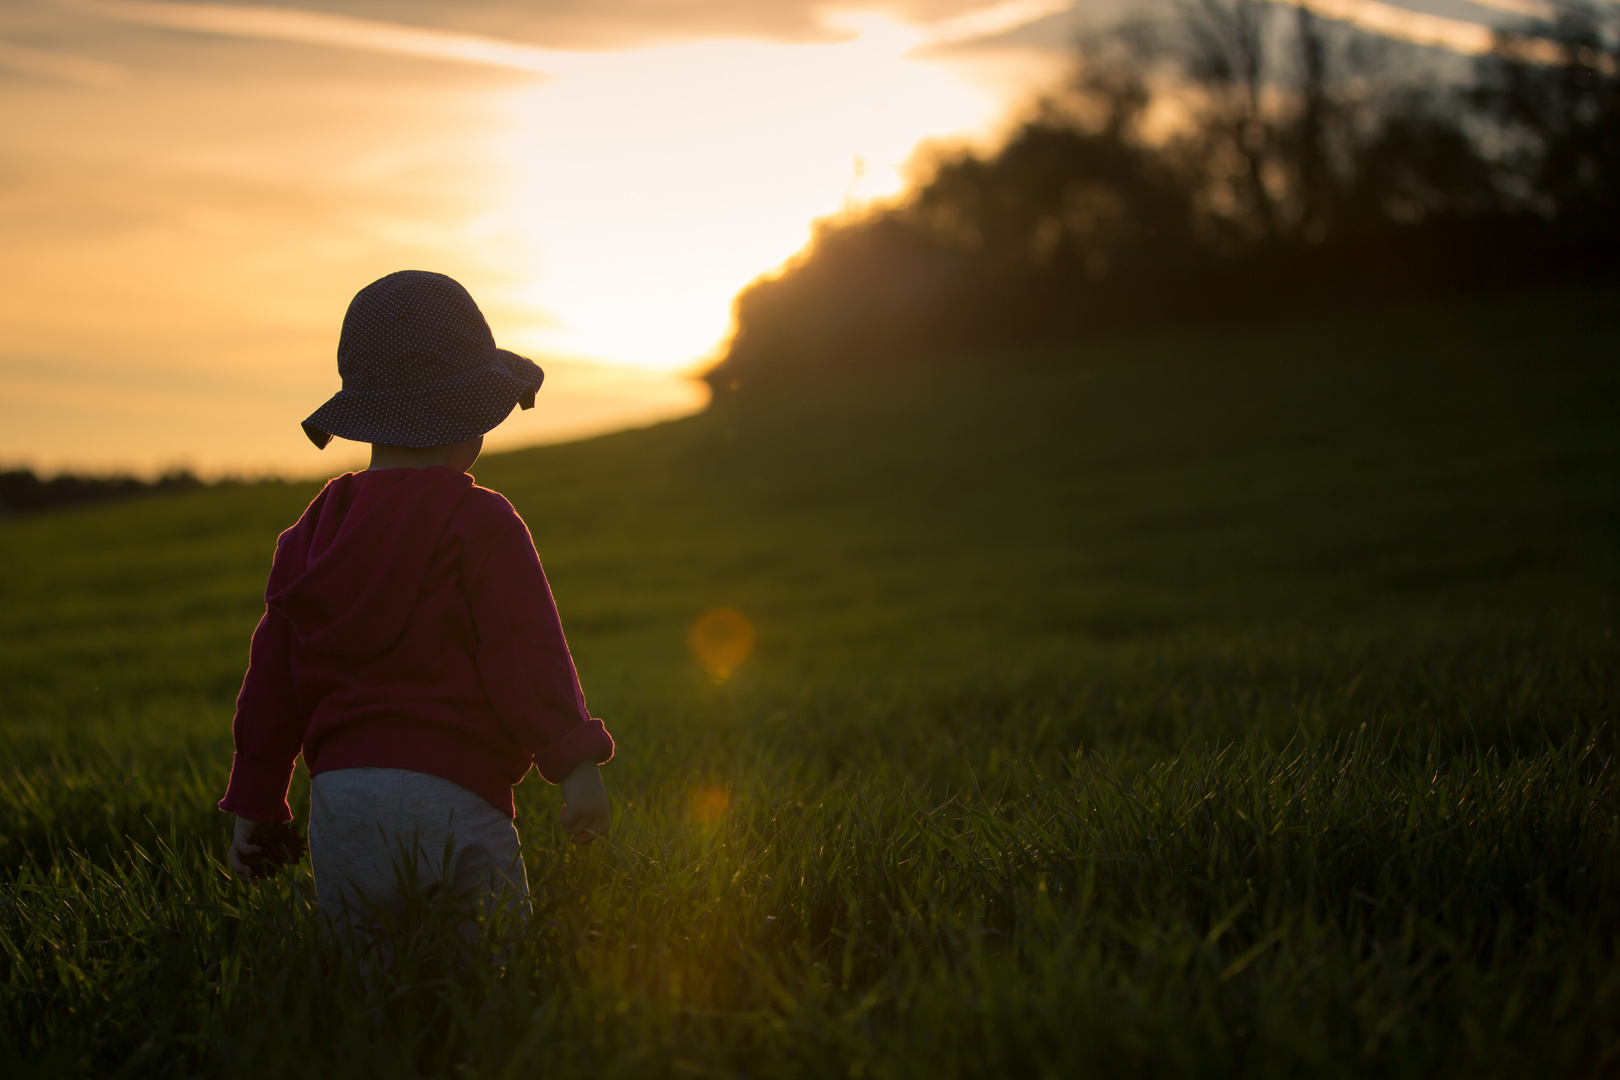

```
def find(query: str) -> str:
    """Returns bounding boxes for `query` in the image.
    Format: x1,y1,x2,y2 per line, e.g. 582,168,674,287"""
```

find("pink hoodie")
219,467,613,821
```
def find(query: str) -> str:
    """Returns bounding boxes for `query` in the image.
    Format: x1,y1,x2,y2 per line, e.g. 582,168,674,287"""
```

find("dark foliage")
709,0,1620,389
0,468,208,517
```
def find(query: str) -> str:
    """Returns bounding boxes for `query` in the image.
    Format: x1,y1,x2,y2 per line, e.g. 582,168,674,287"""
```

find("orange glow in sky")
0,0,1540,475
0,1,1066,476
497,16,1020,370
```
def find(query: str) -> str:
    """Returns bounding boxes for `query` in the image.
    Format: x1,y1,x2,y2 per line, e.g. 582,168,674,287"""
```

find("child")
220,270,613,936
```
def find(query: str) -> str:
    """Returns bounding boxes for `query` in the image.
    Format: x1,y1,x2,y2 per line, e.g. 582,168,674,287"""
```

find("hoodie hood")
267,468,474,660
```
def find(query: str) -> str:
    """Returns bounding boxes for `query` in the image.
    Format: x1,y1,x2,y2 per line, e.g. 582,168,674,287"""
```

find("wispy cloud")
1282,0,1496,54
59,0,584,75
1274,0,1616,72
923,0,1075,46
61,0,1078,71
1459,0,1558,21
0,38,125,87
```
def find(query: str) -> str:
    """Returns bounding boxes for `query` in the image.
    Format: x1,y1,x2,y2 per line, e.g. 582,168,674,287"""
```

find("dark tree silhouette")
707,0,1619,391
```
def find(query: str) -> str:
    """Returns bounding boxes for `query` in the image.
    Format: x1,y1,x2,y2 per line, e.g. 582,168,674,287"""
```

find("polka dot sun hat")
301,270,545,450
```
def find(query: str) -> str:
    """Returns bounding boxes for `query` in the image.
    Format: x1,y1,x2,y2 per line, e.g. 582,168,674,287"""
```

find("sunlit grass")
1,286,1617,1075
4,730,1616,1076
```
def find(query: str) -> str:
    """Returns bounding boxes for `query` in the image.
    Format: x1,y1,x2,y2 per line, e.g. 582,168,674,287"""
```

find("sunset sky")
0,0,1547,476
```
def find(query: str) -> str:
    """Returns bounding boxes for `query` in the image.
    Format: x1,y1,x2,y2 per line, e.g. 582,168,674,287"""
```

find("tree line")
0,469,211,516
707,0,1619,388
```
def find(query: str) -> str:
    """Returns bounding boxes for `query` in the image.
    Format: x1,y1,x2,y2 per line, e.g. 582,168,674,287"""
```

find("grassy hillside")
2,286,1617,1077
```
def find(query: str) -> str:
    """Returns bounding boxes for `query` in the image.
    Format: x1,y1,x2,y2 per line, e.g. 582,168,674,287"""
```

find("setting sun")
0,0,1065,475
495,17,1016,372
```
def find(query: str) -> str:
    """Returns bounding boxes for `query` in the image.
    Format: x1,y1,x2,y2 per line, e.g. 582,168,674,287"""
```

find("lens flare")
689,607,755,683
690,785,732,825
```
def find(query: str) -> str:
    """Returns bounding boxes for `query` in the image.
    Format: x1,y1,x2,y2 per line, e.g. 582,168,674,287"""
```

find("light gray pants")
308,767,530,938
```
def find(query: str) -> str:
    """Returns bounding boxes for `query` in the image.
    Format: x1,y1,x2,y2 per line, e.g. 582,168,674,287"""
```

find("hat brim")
303,349,543,450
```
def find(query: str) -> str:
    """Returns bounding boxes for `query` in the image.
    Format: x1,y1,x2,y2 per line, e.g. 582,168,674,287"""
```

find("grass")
1,285,1617,1076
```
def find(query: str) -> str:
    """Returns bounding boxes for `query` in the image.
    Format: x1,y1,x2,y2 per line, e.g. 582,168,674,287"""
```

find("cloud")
55,0,1611,80
922,0,1076,45
1269,0,1616,72
54,0,1101,53
304,1,1096,46
60,0,1079,73
60,0,581,74
1458,0,1557,20
1282,0,1499,53
0,37,125,86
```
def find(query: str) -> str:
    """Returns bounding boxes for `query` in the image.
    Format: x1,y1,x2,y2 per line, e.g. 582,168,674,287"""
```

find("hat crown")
301,270,545,451
336,271,498,392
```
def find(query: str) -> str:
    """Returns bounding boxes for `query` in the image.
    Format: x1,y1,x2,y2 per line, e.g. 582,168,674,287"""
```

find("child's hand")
559,762,611,845
227,815,275,878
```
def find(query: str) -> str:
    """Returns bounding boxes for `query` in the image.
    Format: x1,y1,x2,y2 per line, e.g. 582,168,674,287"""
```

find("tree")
705,0,1619,390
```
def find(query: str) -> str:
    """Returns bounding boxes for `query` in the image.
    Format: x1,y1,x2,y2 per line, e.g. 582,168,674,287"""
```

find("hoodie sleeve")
466,515,614,783
218,604,312,822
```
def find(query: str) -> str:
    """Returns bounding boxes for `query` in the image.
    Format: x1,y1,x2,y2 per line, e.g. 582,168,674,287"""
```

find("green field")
2,287,1617,1077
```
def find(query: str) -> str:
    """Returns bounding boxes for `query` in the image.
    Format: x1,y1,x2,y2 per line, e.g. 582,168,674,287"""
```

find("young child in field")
219,270,613,936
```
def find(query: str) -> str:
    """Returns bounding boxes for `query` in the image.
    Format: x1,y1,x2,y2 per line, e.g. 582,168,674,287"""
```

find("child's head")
367,435,484,474
300,271,543,458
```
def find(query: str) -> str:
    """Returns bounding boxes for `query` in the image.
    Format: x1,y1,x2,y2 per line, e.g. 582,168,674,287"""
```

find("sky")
0,0,1565,477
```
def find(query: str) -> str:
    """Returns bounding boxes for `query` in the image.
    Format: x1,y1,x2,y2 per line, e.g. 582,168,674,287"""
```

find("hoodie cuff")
217,752,295,822
532,719,615,784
